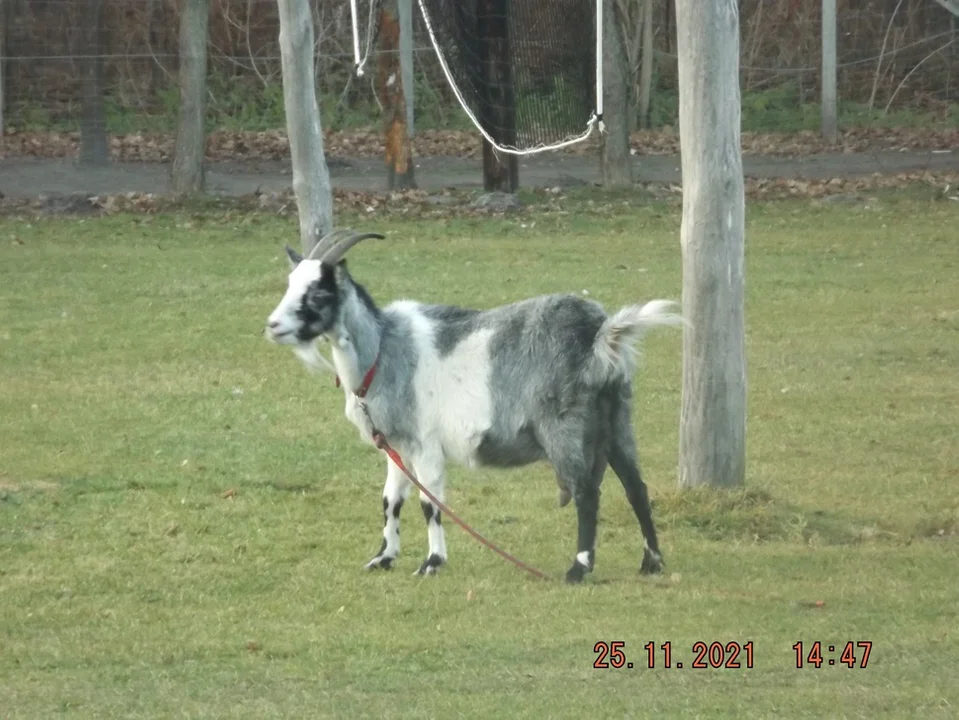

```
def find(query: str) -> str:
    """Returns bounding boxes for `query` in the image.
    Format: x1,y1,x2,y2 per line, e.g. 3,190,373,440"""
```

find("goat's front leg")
411,451,448,576
365,457,411,571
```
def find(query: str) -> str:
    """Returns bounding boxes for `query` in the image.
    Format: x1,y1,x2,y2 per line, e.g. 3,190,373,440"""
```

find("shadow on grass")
650,486,958,546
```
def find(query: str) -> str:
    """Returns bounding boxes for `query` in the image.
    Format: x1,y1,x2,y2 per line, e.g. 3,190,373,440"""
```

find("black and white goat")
264,229,685,583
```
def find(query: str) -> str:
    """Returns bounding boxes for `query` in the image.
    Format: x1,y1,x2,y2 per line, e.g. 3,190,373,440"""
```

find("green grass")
1,195,957,718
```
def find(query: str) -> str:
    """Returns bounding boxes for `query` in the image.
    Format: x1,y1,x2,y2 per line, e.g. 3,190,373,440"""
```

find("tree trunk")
477,0,518,192
663,0,672,55
675,0,746,489
399,0,415,134
277,0,334,256
171,0,210,195
821,0,838,140
377,0,416,190
601,0,632,187
637,0,654,128
146,0,162,102
0,0,7,138
78,0,108,166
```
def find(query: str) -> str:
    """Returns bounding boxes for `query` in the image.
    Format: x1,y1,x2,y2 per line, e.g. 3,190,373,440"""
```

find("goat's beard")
293,340,336,375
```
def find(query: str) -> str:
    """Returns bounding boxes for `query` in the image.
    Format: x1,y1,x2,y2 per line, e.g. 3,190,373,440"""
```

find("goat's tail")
589,300,687,384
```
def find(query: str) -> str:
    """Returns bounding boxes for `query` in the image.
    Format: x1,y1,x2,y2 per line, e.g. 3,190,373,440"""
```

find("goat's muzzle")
264,320,295,344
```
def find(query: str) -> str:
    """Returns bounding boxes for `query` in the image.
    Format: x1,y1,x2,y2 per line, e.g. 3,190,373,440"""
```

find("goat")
264,229,685,583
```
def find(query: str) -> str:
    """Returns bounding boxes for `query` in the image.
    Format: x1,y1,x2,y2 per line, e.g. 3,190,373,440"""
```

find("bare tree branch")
884,38,956,113
868,0,905,111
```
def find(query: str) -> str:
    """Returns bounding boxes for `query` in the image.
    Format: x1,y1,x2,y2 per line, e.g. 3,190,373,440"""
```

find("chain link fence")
0,0,956,145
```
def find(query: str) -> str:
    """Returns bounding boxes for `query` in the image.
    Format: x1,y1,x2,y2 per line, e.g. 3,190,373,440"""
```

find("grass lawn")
1,193,957,718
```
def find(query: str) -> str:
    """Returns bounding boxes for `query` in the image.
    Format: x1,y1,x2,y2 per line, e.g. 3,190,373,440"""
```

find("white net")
415,0,603,155
349,0,603,155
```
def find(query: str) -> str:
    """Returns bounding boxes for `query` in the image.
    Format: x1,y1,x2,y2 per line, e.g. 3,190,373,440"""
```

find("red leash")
370,426,549,581
343,359,549,581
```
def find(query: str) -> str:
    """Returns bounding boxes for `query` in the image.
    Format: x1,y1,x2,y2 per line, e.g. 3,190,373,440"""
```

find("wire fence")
0,0,956,143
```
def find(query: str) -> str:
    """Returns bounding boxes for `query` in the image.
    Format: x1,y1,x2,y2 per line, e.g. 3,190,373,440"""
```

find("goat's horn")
321,232,385,265
307,228,355,261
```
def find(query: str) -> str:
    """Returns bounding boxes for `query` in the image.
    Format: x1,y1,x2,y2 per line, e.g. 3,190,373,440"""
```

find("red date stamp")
793,641,872,668
593,641,755,670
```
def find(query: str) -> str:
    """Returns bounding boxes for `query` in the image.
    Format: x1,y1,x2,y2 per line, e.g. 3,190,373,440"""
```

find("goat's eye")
307,289,333,310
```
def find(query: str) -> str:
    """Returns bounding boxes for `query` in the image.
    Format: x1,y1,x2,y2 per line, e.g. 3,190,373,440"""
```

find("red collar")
335,353,379,398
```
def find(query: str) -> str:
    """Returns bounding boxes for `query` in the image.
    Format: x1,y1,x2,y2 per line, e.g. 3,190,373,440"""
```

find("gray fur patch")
454,294,612,474
420,304,482,357
365,307,420,449
475,423,546,467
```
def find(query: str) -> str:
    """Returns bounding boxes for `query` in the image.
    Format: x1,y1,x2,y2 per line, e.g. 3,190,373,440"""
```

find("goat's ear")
318,260,338,286
333,259,350,283
285,244,304,269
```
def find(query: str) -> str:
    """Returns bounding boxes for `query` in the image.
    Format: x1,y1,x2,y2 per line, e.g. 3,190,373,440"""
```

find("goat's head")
264,229,383,347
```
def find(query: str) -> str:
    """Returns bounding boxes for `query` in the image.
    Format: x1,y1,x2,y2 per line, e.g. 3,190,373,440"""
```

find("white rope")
350,0,380,77
415,0,601,156
595,0,605,134
350,0,362,72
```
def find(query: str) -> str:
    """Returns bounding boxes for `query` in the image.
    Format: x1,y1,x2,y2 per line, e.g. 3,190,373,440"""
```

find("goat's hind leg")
365,457,411,571
545,432,606,584
608,394,664,575
567,457,606,584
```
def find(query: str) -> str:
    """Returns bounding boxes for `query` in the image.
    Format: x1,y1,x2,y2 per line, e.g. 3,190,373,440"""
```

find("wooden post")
601,0,632,186
821,0,838,140
171,0,210,194
277,0,334,255
78,0,109,166
675,0,746,489
377,0,416,190
477,0,518,192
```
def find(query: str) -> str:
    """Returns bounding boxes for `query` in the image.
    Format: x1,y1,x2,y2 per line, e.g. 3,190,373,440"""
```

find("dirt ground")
1,148,957,200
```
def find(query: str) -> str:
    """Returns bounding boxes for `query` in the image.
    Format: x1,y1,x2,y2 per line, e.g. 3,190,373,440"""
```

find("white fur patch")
381,461,410,558
591,299,687,383
644,539,662,565
426,508,448,560
395,303,495,467
266,259,323,338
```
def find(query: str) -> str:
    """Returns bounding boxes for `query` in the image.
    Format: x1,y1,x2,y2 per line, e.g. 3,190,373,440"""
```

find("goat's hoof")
565,562,589,584
640,549,664,575
414,554,445,576
365,555,395,571
558,488,572,508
